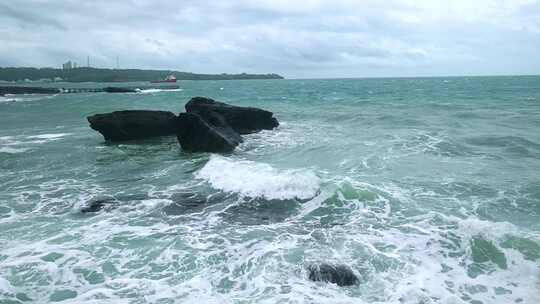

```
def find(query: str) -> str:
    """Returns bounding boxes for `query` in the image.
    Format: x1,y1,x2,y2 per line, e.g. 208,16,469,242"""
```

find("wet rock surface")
87,110,178,141
307,263,359,286
176,112,243,153
87,96,278,152
185,96,279,134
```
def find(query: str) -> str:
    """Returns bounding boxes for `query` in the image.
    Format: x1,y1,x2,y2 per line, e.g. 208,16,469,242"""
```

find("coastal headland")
0,67,284,83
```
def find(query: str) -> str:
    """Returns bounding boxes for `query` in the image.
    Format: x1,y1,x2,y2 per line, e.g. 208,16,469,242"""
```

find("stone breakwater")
0,85,180,95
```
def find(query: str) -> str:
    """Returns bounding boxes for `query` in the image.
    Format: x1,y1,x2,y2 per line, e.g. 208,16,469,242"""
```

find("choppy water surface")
1,76,540,303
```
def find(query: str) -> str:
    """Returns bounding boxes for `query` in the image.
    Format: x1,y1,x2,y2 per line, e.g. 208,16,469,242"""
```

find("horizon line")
0,65,539,81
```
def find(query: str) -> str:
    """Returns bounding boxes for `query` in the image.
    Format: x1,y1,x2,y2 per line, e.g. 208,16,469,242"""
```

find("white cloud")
0,0,539,77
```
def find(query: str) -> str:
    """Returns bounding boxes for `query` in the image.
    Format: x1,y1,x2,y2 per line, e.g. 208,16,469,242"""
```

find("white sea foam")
26,133,70,140
0,96,16,103
0,135,29,152
137,88,183,94
0,94,57,103
0,276,15,296
1,178,538,304
0,133,69,153
195,155,320,200
395,216,540,304
0,146,29,153
239,121,318,155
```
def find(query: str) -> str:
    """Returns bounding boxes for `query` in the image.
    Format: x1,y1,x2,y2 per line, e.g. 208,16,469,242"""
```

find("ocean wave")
464,135,540,158
26,133,71,141
2,179,539,304
0,133,71,153
0,96,16,103
0,94,58,103
239,121,317,155
195,155,320,200
0,146,29,154
2,77,540,303
465,135,540,150
396,132,476,157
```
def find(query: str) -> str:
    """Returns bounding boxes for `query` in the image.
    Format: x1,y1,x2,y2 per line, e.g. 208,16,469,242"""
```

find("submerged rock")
81,198,116,213
307,263,359,286
185,97,279,134
0,86,61,95
103,87,137,93
87,110,178,141
163,192,209,215
80,194,148,213
221,198,300,225
176,112,242,153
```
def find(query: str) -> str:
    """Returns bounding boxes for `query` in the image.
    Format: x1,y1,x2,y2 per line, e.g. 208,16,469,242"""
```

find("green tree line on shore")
0,67,284,82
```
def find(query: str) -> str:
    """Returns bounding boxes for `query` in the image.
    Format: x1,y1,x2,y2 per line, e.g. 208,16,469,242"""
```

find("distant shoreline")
0,67,284,83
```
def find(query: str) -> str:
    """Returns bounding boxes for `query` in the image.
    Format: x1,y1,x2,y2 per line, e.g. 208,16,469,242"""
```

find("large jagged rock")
185,97,279,134
176,112,242,153
307,264,359,286
0,86,61,95
87,97,278,153
87,110,178,141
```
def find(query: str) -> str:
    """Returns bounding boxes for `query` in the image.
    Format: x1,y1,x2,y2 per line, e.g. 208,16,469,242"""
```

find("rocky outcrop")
175,97,279,152
103,87,137,93
87,110,178,141
176,112,242,153
185,97,279,134
0,86,61,95
307,264,359,286
86,97,279,152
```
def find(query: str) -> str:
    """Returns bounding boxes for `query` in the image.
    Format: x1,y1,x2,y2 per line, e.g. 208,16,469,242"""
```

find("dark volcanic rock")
307,264,359,286
0,86,61,95
176,112,242,153
185,97,279,134
103,87,137,93
87,110,178,141
80,194,147,213
81,198,117,213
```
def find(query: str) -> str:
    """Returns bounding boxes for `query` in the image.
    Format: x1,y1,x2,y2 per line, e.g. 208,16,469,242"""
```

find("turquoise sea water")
1,76,539,303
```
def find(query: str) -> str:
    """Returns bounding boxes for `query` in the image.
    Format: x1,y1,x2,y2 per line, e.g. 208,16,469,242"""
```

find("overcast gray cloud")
0,0,539,78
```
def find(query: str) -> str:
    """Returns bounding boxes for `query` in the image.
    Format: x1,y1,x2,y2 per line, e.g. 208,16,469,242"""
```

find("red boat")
151,74,177,83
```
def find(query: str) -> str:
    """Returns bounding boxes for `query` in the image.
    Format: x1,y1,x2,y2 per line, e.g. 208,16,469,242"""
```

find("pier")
61,88,104,94
1,85,180,96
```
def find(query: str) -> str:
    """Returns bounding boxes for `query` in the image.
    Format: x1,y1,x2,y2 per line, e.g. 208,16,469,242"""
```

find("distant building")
62,61,72,70
62,61,78,70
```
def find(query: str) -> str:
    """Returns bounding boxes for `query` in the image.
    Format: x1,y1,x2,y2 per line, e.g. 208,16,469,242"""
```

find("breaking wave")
195,155,320,200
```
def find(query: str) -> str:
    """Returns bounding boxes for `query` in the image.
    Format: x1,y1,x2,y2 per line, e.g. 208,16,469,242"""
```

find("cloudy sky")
1,0,539,78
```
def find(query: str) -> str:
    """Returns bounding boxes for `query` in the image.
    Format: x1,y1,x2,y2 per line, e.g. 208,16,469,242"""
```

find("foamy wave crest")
26,133,70,140
195,155,320,200
137,88,183,94
0,94,57,103
0,133,71,154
